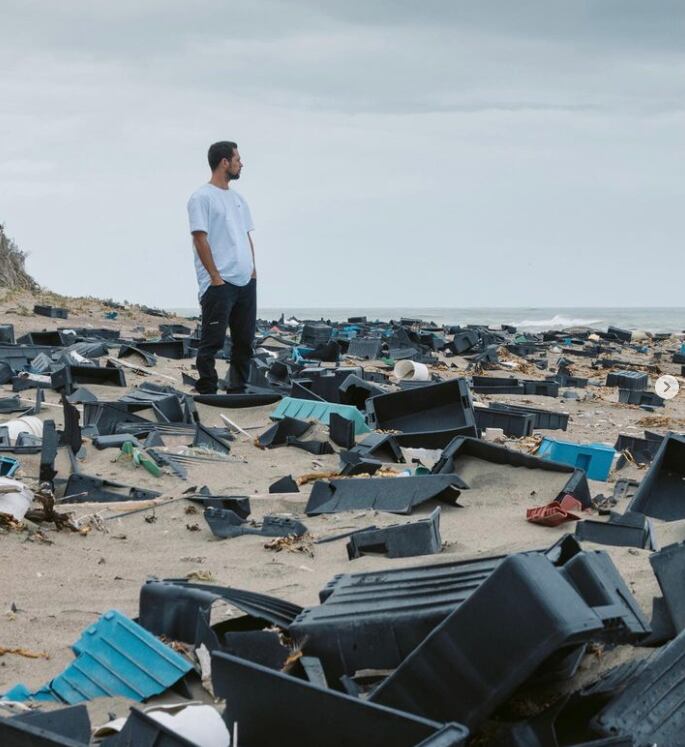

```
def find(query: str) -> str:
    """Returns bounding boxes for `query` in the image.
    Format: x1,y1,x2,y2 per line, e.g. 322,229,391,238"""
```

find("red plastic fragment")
526,494,583,527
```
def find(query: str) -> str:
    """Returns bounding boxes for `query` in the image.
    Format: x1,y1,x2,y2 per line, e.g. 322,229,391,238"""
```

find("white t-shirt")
187,183,255,299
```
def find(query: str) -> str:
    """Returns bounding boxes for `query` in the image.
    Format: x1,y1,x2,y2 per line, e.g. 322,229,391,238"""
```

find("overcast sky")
1,1,683,309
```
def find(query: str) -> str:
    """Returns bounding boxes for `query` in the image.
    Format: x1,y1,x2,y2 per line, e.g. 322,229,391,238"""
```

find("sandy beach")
0,289,684,740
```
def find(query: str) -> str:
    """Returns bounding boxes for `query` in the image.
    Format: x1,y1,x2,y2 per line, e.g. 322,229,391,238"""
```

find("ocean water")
167,307,685,334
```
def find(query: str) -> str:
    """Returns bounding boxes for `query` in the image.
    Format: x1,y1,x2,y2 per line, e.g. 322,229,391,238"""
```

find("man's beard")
228,169,241,180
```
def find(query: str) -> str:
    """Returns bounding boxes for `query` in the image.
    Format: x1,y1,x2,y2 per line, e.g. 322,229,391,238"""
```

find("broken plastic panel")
449,330,479,355
290,552,508,679
118,344,158,367
305,474,465,516
61,397,82,455
338,374,387,410
102,706,202,747
204,507,308,540
305,339,340,362
347,507,442,559
211,651,451,747
4,610,191,704
131,339,190,359
413,724,470,746
593,627,685,744
339,454,384,476
269,475,300,493
614,433,660,463
286,436,334,455
92,434,141,450
290,379,326,402
370,553,605,729
558,550,650,643
258,416,311,447
329,412,355,449
575,512,656,550
139,578,303,646
432,438,591,505
62,474,161,503
191,423,231,454
271,397,370,434
626,434,685,520
550,373,588,388
66,387,97,404
649,541,685,633
0,704,91,746
193,391,282,408
51,364,126,394
39,419,59,484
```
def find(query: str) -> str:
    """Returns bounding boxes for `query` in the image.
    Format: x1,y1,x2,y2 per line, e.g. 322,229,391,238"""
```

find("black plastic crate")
449,330,479,354
550,374,588,388
606,326,632,342
471,376,524,394
300,323,332,346
17,330,72,346
347,337,382,360
33,304,68,319
0,324,14,344
474,406,535,438
522,380,559,397
617,389,664,407
367,378,477,435
605,370,648,390
488,402,569,430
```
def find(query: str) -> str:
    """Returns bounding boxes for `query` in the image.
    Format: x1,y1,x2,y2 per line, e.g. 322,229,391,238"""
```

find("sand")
0,289,683,728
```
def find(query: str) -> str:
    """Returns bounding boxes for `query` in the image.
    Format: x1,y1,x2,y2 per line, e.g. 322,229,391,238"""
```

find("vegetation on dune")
0,223,40,291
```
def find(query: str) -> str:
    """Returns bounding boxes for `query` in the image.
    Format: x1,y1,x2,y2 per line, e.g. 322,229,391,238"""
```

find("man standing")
187,141,257,394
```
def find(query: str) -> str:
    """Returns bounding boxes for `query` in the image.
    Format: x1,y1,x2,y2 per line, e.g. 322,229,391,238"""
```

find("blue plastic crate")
537,438,616,481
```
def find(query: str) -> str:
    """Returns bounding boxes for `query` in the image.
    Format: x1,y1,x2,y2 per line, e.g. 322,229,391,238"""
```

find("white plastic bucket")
0,477,33,521
394,360,430,381
5,416,43,443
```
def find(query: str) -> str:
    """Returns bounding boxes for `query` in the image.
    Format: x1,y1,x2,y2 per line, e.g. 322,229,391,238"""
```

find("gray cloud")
1,1,683,308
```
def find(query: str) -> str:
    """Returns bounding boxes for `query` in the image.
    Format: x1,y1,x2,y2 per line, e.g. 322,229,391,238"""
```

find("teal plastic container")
537,438,616,481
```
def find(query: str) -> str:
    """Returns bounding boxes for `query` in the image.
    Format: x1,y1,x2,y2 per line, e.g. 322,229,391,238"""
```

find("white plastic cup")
394,360,430,381
5,416,43,443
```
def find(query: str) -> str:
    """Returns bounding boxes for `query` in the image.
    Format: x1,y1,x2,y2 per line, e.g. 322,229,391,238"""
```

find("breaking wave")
510,315,604,330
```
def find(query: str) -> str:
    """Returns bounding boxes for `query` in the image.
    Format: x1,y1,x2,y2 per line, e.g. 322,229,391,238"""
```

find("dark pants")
196,279,256,393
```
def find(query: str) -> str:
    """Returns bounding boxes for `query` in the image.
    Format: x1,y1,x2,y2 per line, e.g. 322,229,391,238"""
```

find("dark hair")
208,141,238,171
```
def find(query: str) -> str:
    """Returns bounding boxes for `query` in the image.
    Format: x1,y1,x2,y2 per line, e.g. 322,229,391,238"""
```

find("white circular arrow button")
655,375,680,400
